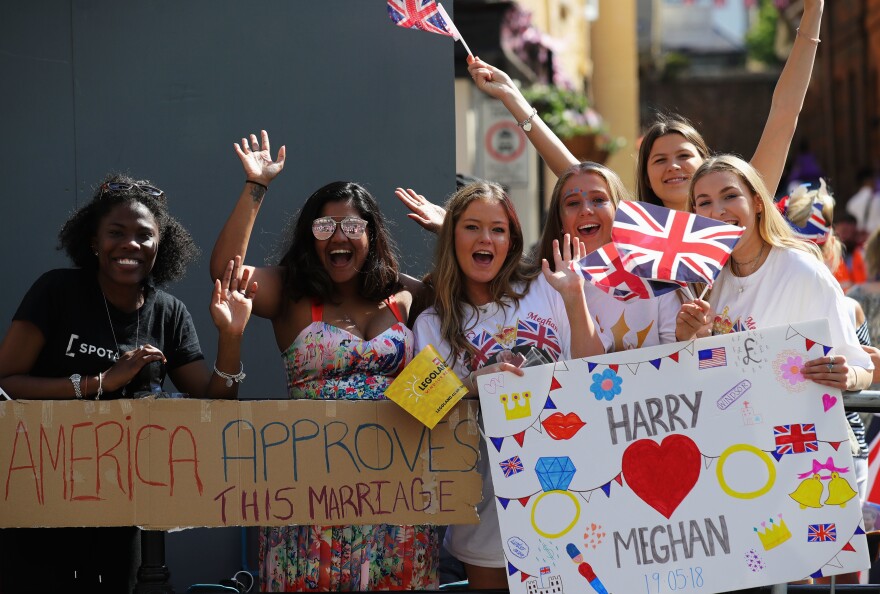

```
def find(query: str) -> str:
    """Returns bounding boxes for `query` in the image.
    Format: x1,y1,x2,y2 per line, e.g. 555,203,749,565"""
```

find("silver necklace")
102,293,140,395
730,243,767,293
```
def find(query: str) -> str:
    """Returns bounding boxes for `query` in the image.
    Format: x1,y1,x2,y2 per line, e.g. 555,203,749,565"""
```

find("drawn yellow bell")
789,474,823,509
824,472,857,508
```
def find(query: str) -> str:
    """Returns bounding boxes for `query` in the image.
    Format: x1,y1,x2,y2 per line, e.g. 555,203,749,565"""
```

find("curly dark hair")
58,173,200,285
279,181,402,302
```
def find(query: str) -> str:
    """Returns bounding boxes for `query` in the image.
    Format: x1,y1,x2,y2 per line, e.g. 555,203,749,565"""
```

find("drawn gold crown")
500,392,531,420
755,515,791,550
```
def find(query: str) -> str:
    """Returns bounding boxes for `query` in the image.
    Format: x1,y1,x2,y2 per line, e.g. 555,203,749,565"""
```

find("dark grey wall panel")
2,1,453,588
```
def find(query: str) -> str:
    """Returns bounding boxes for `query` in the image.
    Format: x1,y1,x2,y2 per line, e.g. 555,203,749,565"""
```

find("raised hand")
211,256,256,337
233,130,286,186
394,187,446,233
467,56,517,101
541,234,587,301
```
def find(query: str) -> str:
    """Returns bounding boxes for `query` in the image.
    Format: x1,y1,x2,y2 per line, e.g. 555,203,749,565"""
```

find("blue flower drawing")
590,368,623,401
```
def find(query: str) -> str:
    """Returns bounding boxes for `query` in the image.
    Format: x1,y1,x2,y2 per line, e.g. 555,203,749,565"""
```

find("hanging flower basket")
522,84,624,164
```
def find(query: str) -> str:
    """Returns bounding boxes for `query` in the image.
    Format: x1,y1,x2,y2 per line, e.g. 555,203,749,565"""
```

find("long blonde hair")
535,162,629,270
430,182,538,368
783,178,841,272
688,155,821,260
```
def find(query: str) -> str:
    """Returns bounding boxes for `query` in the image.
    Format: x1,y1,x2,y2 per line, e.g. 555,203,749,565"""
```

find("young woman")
0,175,253,592
211,131,436,591
464,0,823,212
675,155,872,393
414,181,609,589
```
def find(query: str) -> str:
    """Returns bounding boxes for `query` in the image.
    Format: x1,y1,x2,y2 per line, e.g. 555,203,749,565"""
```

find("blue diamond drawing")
535,456,576,492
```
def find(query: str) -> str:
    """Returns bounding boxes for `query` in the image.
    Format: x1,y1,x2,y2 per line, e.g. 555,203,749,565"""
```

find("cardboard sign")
386,345,467,428
0,399,481,530
478,320,869,594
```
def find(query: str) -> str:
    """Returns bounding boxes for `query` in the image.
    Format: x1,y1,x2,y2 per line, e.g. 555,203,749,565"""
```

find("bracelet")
517,107,538,132
214,362,246,387
246,180,268,190
69,374,82,399
96,372,103,400
796,28,820,44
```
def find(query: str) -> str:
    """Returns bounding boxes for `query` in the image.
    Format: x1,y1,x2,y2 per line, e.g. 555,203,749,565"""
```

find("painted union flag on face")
611,201,744,286
579,243,683,302
387,0,453,36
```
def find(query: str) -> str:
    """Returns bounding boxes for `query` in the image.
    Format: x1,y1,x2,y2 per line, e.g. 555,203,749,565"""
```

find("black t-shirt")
14,268,204,397
1,270,205,592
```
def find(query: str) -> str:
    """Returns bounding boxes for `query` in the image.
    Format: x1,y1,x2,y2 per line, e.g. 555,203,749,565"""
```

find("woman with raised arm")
211,131,437,591
675,156,872,394
0,175,254,592
414,181,609,589
464,0,823,211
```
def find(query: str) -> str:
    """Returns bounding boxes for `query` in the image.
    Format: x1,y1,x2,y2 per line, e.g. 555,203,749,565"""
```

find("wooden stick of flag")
436,3,473,58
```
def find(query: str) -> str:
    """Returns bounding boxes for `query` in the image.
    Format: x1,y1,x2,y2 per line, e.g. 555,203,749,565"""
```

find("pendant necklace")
730,243,766,293
102,293,140,396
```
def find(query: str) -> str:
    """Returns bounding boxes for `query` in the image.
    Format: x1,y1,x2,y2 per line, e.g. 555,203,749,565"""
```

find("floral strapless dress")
258,299,439,591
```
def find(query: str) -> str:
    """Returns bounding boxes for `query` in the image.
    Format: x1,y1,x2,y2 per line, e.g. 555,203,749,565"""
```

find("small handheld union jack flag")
387,1,473,56
579,243,683,302
612,202,744,286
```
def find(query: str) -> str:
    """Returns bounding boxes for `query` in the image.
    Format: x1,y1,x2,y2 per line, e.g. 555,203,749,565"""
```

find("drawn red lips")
542,412,586,440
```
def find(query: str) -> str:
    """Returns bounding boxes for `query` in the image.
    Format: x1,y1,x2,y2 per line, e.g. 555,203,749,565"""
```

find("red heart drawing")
622,434,701,519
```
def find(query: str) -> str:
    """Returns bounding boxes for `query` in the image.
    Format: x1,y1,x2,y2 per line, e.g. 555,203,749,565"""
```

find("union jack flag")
516,318,562,359
499,455,524,478
612,202,743,286
807,523,837,542
776,195,830,245
387,0,453,36
579,243,682,301
774,424,818,456
468,329,501,370
540,566,551,576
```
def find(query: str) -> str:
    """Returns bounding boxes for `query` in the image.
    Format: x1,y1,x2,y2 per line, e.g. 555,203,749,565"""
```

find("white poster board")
478,320,869,594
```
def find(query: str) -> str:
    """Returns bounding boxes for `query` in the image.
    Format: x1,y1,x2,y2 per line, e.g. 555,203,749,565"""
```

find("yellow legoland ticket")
385,345,467,428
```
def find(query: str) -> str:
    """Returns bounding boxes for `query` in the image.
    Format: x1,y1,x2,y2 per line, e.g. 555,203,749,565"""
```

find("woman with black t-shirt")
0,174,255,593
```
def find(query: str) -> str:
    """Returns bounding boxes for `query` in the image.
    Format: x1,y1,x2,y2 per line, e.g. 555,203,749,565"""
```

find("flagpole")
437,3,474,58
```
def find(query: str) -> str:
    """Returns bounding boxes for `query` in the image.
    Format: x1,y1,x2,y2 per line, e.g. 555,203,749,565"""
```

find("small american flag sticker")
698,347,727,370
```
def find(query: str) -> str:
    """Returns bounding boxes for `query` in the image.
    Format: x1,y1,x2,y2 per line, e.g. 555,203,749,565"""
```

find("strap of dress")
384,293,405,324
311,300,323,323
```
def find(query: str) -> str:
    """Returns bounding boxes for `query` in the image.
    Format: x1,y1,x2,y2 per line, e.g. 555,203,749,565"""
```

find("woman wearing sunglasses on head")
0,175,255,592
211,131,436,591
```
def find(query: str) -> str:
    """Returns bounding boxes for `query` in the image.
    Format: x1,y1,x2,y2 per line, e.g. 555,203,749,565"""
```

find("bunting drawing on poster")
478,320,870,594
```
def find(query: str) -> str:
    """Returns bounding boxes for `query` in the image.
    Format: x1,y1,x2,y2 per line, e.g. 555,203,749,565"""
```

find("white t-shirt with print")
709,246,871,369
414,274,611,567
584,283,680,350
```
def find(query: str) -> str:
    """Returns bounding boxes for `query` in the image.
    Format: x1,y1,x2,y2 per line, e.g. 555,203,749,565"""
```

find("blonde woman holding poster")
674,155,872,393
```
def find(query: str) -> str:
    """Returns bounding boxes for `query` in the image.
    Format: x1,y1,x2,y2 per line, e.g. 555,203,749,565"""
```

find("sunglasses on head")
100,182,165,198
311,216,368,240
